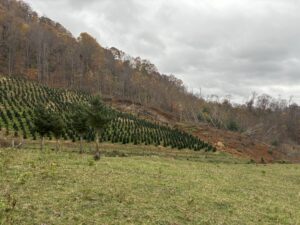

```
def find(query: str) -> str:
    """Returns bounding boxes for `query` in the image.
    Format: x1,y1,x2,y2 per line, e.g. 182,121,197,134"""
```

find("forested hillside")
0,0,191,114
0,0,299,149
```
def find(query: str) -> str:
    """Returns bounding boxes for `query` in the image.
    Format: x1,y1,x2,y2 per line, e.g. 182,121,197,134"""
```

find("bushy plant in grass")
33,105,65,151
87,96,115,160
70,104,89,153
51,113,65,151
33,106,54,151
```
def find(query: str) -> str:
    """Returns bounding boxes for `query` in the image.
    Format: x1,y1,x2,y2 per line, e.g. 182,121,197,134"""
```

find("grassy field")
0,145,300,225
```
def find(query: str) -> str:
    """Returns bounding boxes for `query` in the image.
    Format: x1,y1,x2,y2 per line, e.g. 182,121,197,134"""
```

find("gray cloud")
26,0,300,103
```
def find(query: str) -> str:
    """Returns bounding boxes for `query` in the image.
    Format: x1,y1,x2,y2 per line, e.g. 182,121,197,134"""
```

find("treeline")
198,94,300,145
0,0,299,147
0,0,190,114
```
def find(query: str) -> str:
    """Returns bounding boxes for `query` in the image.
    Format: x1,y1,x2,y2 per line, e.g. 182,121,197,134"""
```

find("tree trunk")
79,136,83,154
56,139,60,151
17,136,24,149
8,48,12,76
40,136,45,151
11,139,15,148
94,132,101,160
95,132,100,152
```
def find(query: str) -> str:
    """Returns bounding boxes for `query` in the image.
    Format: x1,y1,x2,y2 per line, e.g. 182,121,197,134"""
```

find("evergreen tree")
33,105,54,151
52,113,65,151
87,96,115,160
71,104,89,153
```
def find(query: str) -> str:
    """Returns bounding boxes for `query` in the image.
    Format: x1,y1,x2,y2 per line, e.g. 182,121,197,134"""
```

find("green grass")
0,147,299,225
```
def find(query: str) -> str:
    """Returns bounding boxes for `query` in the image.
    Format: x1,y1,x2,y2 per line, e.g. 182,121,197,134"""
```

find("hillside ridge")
0,0,299,161
0,75,215,153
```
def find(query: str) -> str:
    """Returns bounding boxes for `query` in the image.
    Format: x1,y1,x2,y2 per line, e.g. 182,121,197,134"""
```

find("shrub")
227,120,239,132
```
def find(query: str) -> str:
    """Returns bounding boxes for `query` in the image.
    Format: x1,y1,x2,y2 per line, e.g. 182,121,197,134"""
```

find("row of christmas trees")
0,76,216,153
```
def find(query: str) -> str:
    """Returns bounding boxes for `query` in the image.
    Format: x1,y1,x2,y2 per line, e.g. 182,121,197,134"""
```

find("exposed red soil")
181,123,288,163
104,98,299,163
103,97,177,124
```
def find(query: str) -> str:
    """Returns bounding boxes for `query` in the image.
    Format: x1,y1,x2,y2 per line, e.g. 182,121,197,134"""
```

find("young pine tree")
88,96,114,160
51,113,65,151
71,105,89,153
33,105,54,151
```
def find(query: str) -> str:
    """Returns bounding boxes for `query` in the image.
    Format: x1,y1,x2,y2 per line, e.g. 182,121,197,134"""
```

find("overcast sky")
26,0,300,103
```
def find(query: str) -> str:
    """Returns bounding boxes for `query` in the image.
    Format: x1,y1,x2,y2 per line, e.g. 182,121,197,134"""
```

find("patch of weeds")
187,197,195,206
248,159,256,164
278,160,292,164
88,159,95,166
214,201,232,210
28,161,37,169
115,190,127,203
16,172,31,185
0,198,6,217
268,149,273,155
105,150,128,158
81,189,98,202
0,190,17,225
271,140,279,147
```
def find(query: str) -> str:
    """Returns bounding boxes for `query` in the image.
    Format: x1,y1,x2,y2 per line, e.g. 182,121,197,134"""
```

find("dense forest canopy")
0,0,299,146
0,0,187,113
